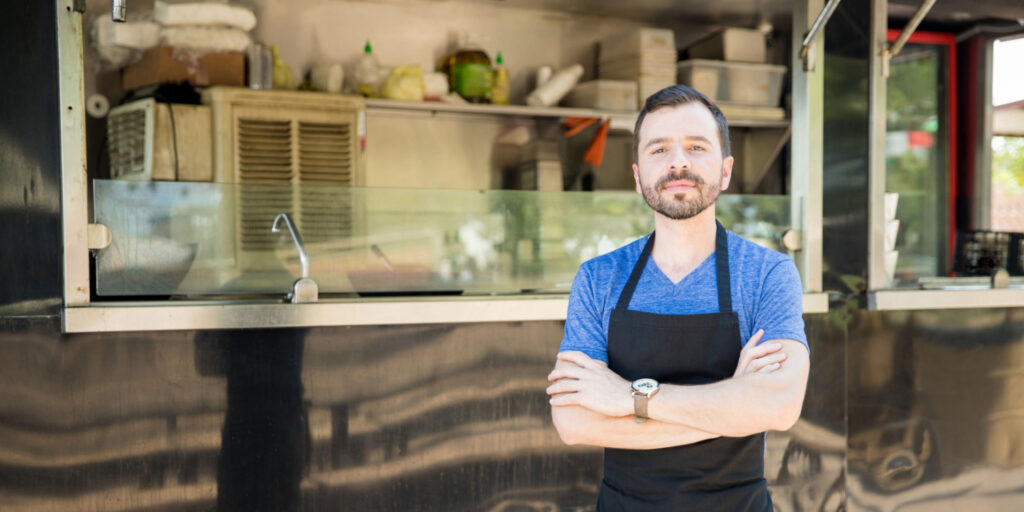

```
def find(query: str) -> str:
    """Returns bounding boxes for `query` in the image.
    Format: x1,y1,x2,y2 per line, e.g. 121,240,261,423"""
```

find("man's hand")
733,329,787,377
546,351,633,417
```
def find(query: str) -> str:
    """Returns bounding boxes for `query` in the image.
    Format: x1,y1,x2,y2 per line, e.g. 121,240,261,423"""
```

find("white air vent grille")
300,187,355,244
298,121,353,184
107,104,150,178
202,87,366,273
240,186,293,251
234,117,358,249
237,118,293,184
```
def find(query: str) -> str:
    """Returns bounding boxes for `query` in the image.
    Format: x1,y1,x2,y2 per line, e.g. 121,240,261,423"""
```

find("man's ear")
720,156,735,191
632,163,642,195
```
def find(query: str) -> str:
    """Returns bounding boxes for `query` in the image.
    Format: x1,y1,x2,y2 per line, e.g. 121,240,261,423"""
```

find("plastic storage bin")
676,59,786,106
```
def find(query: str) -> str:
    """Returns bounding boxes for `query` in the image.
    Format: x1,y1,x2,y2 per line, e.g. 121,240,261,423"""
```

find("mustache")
655,170,705,190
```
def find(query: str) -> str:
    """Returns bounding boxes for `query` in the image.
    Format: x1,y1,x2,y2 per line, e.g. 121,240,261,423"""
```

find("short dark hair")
632,84,731,162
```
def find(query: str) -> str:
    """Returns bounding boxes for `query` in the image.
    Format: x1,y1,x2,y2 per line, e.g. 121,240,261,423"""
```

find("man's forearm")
648,340,809,437
552,404,719,449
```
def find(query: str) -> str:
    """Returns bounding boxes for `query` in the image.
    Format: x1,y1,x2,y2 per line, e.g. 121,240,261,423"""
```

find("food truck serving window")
868,27,1024,309
56,0,831,332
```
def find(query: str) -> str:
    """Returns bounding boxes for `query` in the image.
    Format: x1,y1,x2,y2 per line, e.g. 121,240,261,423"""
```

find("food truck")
1,0,1023,509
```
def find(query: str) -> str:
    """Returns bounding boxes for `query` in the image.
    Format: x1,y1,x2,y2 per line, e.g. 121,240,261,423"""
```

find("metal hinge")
881,0,937,78
800,0,843,72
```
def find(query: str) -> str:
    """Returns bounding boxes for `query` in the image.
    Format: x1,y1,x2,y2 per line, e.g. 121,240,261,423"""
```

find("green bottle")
355,40,380,98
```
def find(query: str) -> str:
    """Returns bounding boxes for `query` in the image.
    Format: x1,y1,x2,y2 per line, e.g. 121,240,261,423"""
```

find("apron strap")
614,233,655,311
715,220,733,313
615,222,733,314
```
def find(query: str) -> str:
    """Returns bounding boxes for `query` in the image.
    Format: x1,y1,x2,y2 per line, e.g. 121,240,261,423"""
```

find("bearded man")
547,85,809,511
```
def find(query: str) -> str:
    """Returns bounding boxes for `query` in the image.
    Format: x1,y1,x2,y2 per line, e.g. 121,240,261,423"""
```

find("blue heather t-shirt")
559,230,807,361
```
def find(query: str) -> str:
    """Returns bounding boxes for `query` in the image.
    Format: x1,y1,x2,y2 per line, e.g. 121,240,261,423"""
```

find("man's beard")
639,168,722,220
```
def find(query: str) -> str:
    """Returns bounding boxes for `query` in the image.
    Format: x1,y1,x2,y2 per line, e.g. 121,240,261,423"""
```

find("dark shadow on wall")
196,328,309,512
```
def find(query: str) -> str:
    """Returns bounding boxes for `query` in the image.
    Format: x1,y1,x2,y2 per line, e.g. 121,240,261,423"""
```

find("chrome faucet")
272,213,318,303
112,0,127,22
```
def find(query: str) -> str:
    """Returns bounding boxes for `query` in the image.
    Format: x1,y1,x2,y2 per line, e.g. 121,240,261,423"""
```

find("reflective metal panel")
0,315,846,511
0,1,63,314
846,308,1024,510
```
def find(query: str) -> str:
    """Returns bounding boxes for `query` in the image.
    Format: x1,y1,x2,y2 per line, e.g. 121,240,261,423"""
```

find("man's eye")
689,145,705,152
651,148,666,154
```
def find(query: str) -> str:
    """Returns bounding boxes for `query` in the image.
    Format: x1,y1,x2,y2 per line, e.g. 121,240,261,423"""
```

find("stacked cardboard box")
597,28,677,109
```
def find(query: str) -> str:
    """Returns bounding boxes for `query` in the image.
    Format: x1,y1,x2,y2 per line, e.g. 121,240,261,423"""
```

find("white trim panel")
64,297,572,333
56,0,90,306
64,294,830,333
869,289,1024,311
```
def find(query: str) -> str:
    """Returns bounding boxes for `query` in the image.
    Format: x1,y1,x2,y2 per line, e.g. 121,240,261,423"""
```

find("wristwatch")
631,378,660,423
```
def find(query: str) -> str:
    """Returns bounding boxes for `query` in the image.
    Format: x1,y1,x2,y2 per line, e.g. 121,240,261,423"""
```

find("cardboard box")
687,28,766,63
122,46,245,91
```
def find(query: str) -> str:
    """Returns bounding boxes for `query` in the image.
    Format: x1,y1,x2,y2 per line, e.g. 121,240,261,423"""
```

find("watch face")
632,378,659,394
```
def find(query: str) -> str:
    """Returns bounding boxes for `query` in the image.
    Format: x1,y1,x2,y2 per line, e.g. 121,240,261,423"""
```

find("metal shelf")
364,99,789,131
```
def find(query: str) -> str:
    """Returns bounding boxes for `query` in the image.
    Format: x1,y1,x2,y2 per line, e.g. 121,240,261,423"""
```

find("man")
547,85,809,511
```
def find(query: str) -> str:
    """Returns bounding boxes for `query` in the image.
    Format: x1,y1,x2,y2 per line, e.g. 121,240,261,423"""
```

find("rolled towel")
154,1,257,31
160,26,252,53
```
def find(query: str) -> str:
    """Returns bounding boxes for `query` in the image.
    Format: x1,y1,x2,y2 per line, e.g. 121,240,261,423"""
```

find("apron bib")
598,222,771,512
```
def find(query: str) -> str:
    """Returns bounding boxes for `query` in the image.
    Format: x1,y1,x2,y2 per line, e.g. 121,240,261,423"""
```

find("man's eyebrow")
643,137,671,150
643,135,713,150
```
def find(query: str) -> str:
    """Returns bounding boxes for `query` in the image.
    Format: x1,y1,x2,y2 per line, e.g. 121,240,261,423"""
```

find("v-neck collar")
647,250,716,287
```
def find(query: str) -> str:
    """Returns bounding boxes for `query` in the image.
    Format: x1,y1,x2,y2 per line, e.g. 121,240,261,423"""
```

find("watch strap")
633,392,649,423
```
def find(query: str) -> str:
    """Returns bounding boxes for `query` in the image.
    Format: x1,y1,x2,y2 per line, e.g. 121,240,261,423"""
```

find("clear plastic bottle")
355,40,380,98
491,51,510,105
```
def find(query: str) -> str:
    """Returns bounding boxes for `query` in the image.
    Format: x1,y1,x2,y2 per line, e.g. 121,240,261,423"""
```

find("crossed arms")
547,330,809,450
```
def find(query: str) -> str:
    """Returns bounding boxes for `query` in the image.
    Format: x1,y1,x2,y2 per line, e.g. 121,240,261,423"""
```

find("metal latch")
87,223,112,251
782,230,804,252
992,269,1010,289
272,213,319,304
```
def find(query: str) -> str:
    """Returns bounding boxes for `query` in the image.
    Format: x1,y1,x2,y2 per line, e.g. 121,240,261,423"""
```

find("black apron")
598,222,771,511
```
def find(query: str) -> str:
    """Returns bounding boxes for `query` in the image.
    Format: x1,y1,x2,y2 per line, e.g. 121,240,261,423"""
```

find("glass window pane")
93,180,793,298
885,43,950,285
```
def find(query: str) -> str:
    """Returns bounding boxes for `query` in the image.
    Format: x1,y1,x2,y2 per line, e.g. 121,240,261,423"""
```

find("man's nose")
668,147,689,169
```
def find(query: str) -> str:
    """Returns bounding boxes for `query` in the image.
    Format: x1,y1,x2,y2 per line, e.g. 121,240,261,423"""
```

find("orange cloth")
562,117,611,168
583,119,611,168
562,116,598,137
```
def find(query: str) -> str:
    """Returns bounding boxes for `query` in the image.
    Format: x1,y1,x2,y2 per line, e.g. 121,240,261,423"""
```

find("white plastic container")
563,80,638,111
526,64,584,107
676,59,785,106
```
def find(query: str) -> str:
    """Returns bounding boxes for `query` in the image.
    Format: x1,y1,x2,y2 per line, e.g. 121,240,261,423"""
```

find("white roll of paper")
86,93,110,118
526,64,583,107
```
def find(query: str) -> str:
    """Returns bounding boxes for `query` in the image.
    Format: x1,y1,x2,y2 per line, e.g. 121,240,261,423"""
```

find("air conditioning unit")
200,87,367,282
106,98,213,181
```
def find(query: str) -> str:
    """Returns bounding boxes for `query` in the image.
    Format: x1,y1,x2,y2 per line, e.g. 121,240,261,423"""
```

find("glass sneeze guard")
93,180,792,299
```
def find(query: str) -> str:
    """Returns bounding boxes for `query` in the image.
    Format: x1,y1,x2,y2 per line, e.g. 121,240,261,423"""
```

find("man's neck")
650,206,718,284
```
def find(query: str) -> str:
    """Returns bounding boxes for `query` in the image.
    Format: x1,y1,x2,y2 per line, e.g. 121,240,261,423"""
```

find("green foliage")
992,136,1024,194
887,49,939,131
